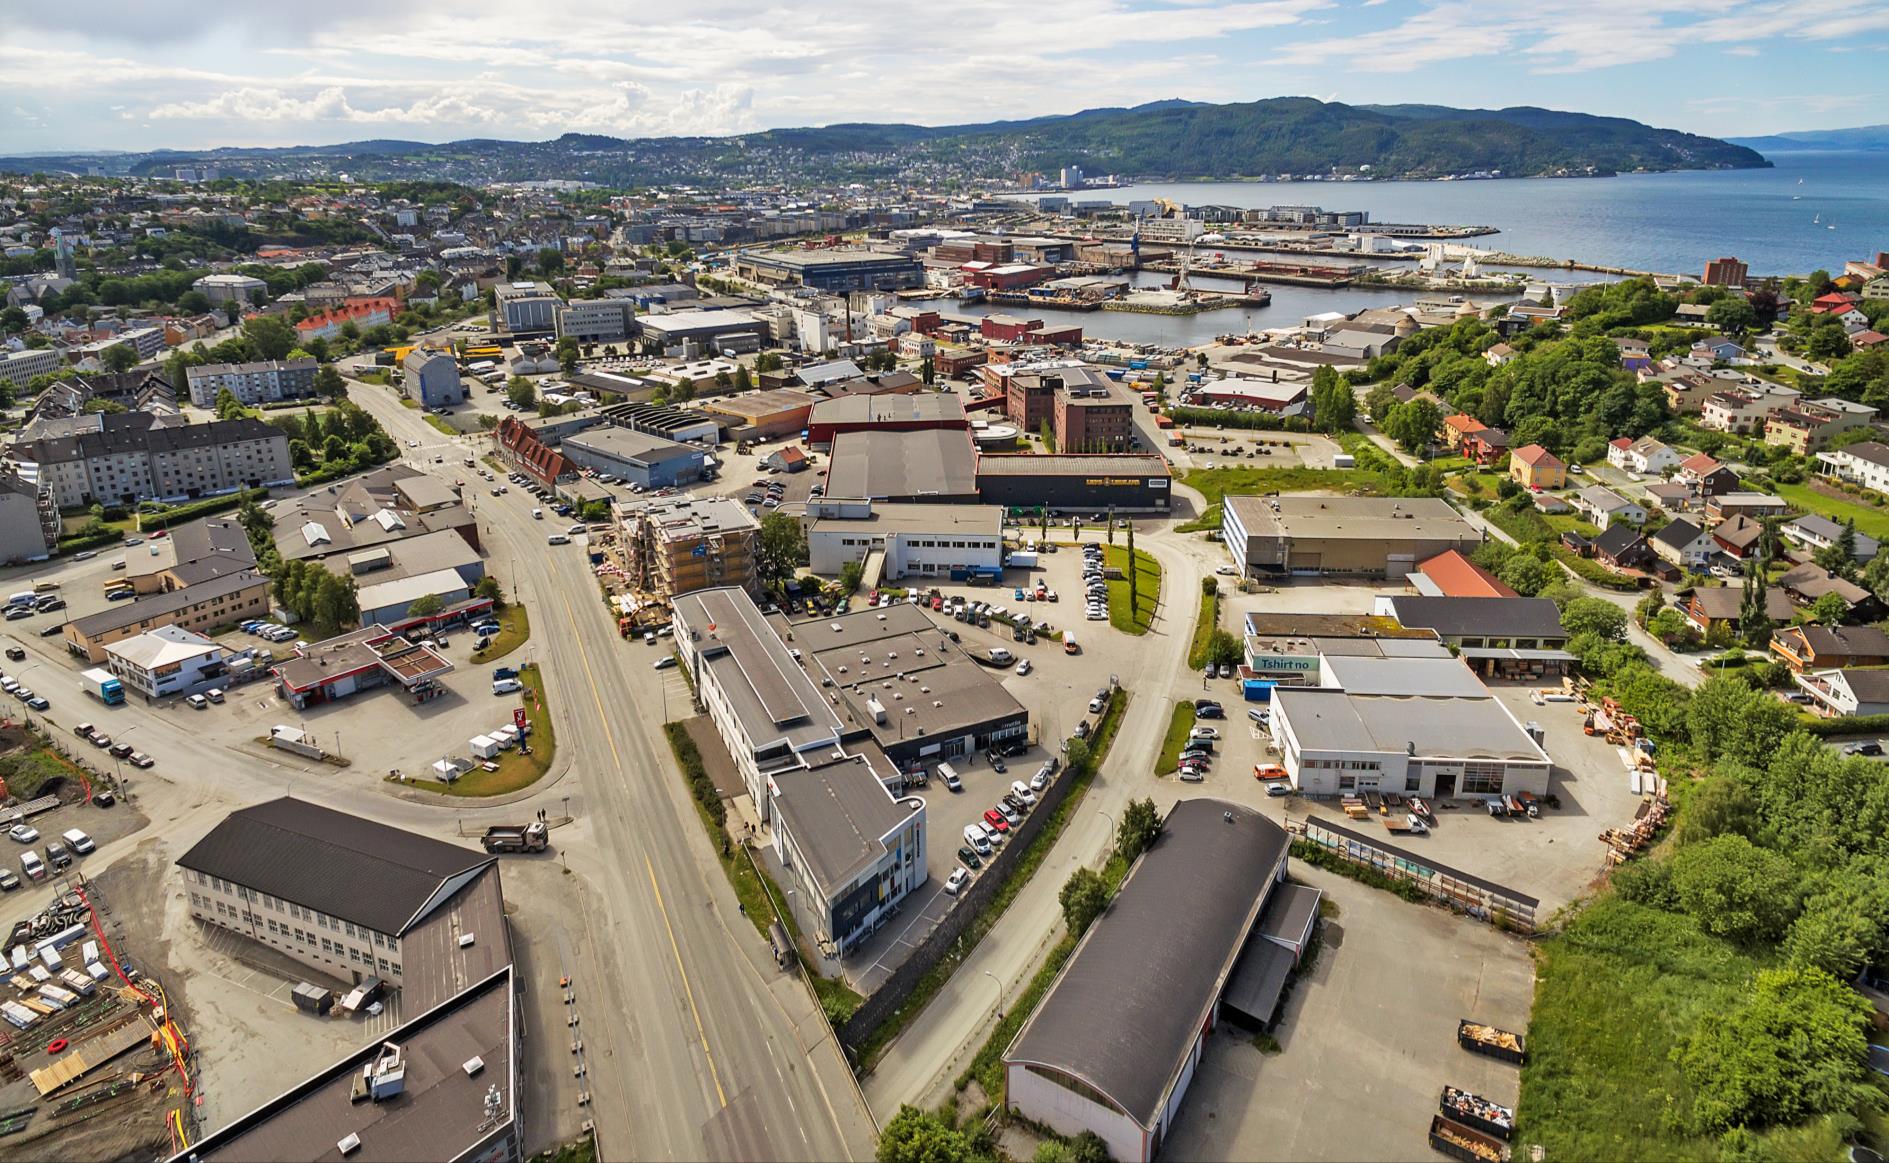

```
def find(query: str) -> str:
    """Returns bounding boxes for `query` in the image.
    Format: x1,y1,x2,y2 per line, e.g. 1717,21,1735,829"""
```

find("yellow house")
1509,443,1566,490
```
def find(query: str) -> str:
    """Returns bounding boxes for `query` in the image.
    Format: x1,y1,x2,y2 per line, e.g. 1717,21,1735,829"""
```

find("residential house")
1645,480,1692,512
1651,518,1715,570
1776,561,1879,619
1572,485,1646,529
1677,453,1740,499
1672,303,1713,326
1853,330,1888,351
1593,524,1654,572
1685,585,1793,636
1483,342,1516,367
1614,337,1652,371
1864,276,1889,301
1772,624,1889,672
1810,292,1860,316
1607,436,1682,476
1782,513,1879,563
1462,426,1509,466
1700,385,1801,435
1712,514,1767,560
1793,667,1889,718
1509,444,1566,490
1817,441,1889,495
1442,413,1487,453
1691,338,1745,362
1706,492,1789,523
1763,397,1879,454
1655,368,1721,415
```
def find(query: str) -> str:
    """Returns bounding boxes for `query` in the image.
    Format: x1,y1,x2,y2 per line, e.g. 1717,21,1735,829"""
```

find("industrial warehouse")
975,453,1173,513
1222,495,1483,577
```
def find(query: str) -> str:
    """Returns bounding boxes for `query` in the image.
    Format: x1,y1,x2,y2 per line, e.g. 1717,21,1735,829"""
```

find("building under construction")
619,495,760,603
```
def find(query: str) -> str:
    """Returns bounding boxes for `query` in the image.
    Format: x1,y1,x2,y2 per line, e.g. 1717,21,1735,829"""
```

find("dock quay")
1142,258,1362,288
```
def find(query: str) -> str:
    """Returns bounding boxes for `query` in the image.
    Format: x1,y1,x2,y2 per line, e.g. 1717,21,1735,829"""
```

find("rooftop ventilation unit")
338,1134,362,1155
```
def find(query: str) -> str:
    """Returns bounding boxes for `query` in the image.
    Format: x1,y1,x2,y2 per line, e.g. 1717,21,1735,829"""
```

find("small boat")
1813,213,1822,224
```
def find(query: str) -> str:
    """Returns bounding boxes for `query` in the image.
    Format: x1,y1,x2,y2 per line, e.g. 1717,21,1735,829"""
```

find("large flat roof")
671,587,842,753
808,392,967,426
974,453,1170,479
69,570,266,637
807,503,1002,539
636,309,764,336
564,425,703,465
629,495,759,542
803,603,1026,748
184,965,516,1163
826,429,978,500
771,748,917,896
1274,689,1548,762
1319,654,1490,698
1006,800,1290,1129
1383,595,1567,640
743,249,916,269
1225,494,1478,543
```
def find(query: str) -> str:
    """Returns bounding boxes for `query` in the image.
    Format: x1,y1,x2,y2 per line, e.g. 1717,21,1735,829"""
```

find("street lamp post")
14,664,42,728
111,724,142,802
983,969,1003,1020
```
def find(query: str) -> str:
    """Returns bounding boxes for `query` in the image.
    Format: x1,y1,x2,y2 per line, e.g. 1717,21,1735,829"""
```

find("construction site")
0,877,195,1162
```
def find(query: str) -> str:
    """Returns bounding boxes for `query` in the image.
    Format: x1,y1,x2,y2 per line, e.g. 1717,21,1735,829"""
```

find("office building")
0,347,68,386
64,570,272,663
805,502,1004,582
1053,379,1137,453
192,272,268,304
185,358,320,407
104,625,229,699
561,427,708,489
555,298,637,342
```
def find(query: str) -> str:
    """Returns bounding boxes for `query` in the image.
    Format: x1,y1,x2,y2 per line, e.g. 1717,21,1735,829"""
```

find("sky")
2,0,1886,154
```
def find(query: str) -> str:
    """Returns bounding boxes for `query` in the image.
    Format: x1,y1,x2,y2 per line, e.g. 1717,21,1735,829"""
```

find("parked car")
1843,740,1884,757
493,678,524,695
24,697,48,711
7,824,38,844
1178,766,1205,783
956,846,983,871
0,870,17,892
982,808,1011,834
1266,782,1293,797
128,752,154,768
963,823,993,854
1190,726,1220,740
943,868,971,896
1010,780,1037,805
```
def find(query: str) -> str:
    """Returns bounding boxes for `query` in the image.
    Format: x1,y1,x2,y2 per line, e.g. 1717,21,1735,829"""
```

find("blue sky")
2,0,1885,153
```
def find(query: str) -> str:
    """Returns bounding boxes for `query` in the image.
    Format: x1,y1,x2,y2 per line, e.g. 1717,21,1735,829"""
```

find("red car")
931,595,944,610
982,808,1011,833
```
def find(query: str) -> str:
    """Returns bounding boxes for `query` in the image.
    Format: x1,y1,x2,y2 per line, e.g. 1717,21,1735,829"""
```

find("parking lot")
1162,864,1535,1162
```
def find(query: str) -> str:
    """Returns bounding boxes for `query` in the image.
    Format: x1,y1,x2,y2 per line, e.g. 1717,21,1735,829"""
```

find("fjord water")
1090,150,1889,277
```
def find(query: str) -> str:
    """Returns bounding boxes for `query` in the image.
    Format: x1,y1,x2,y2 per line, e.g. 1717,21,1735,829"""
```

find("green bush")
663,722,726,826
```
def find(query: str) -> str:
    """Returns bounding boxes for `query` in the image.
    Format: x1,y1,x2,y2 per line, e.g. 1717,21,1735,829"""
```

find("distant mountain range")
0,98,1769,185
1728,124,1889,152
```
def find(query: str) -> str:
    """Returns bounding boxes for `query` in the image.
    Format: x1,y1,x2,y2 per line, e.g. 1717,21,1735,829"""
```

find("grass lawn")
1153,700,1198,774
398,663,556,796
854,690,1132,1074
1186,587,1219,668
1103,545,1161,635
1519,894,1774,1161
423,413,457,436
1773,481,1889,542
469,605,530,664
353,368,393,386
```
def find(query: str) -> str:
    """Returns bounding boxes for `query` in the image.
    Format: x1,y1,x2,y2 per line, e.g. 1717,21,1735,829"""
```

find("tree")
1205,629,1244,669
507,377,537,410
1705,296,1756,336
1812,519,1859,577
556,336,580,374
0,306,27,333
1670,834,1801,945
1496,554,1551,596
1039,419,1056,452
1059,867,1110,937
876,1105,972,1163
313,364,347,401
1784,893,1881,980
241,314,296,361
312,571,358,629
472,575,506,608
1363,382,1399,420
920,354,935,386
1806,591,1851,626
1308,366,1356,434
1738,564,1774,649
537,248,565,277
733,364,753,390
1116,797,1161,863
101,343,139,373
1687,677,1799,767
1383,397,1441,455
406,593,443,620
756,511,805,589
1676,966,1874,1134
671,376,696,403
839,560,864,594
1646,607,1695,646
213,387,249,420
1673,776,1757,847
1068,1132,1109,1163
1560,596,1627,641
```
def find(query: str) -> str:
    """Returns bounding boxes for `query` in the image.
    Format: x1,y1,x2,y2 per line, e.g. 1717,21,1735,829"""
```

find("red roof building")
1410,549,1518,598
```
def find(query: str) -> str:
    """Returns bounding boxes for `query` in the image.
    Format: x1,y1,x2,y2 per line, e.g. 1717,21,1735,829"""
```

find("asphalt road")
342,376,877,1162
0,369,876,1162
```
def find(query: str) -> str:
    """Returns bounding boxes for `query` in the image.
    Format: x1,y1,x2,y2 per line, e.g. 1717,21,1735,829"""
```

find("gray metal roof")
68,570,266,638
1384,596,1566,641
671,587,843,752
1005,800,1290,1129
825,429,978,500
1320,655,1489,698
1275,690,1548,762
175,798,493,937
770,750,917,896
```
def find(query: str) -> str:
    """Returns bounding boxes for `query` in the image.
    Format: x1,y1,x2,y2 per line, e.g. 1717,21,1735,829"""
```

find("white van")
547,533,570,546
531,507,544,520
205,688,225,704
936,763,962,792
5,592,34,608
61,829,95,856
19,851,45,882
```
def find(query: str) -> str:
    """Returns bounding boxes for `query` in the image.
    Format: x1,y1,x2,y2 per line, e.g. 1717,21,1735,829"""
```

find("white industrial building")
804,501,1004,581
104,625,228,699
1269,655,1550,799
494,281,562,332
555,298,637,342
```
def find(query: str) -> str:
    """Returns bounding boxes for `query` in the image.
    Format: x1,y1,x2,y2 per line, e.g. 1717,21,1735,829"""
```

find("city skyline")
3,0,1886,153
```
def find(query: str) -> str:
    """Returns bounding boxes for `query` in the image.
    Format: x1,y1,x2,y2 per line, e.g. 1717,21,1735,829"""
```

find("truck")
340,975,385,1015
79,668,125,706
1383,814,1429,835
481,822,549,853
1457,1019,1527,1064
1428,1115,1510,1163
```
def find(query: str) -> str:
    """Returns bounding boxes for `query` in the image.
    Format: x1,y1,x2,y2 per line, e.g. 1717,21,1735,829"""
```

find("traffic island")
469,605,531,664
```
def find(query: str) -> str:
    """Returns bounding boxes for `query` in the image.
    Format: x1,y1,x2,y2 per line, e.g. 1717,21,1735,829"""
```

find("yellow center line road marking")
647,853,730,1109
560,588,730,1110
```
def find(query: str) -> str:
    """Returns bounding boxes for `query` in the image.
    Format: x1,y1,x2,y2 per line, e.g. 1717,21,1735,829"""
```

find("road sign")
513,708,528,731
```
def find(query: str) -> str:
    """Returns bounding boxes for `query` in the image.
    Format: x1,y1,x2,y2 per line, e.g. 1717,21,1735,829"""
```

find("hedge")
662,721,726,826
1799,712,1889,738
1168,405,1316,432
137,487,268,531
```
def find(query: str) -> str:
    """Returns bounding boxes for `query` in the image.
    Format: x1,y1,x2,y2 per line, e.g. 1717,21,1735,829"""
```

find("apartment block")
185,358,319,407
